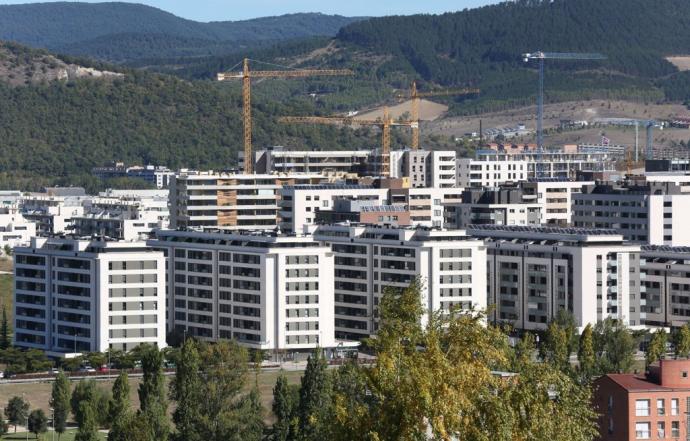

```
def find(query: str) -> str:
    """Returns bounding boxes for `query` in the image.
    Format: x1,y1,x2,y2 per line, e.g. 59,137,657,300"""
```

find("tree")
329,280,598,441
169,339,202,441
50,371,71,440
540,320,571,372
138,344,169,441
553,309,579,355
577,324,596,382
74,401,100,441
27,409,48,440
297,350,331,441
593,318,637,374
3,244,12,256
108,372,130,427
4,395,29,433
71,380,96,426
0,411,9,436
511,332,536,373
646,329,668,366
109,412,155,441
272,372,298,441
673,324,690,358
0,305,10,350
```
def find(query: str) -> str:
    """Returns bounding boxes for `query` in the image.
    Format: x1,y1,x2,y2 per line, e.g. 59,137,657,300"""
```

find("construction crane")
217,58,353,174
279,107,413,176
593,118,662,160
399,81,480,149
522,51,606,152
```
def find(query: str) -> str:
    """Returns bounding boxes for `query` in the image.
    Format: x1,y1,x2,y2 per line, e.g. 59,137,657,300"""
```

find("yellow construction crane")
217,58,353,174
279,107,413,176
400,81,480,149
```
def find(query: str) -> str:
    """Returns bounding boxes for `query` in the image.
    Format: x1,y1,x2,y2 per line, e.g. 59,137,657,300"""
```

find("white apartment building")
445,186,541,229
456,157,528,188
169,171,325,231
13,237,167,356
467,225,641,331
390,149,457,188
640,245,690,329
148,230,337,351
389,186,463,228
279,184,389,233
0,206,36,250
522,179,591,225
312,225,487,341
72,195,169,241
249,147,370,176
21,195,87,235
573,182,690,246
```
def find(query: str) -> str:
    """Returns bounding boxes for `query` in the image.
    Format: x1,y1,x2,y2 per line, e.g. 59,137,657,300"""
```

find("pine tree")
297,349,331,441
74,401,100,441
272,373,296,441
0,305,10,350
108,372,130,427
577,324,596,382
673,324,690,358
170,339,202,441
50,371,71,440
71,380,96,426
138,344,169,441
241,386,264,441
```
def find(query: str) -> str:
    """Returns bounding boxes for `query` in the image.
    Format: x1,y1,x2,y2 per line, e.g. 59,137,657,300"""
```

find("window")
657,422,665,438
635,422,650,439
636,399,650,416
672,421,680,437
672,398,679,416
657,398,665,416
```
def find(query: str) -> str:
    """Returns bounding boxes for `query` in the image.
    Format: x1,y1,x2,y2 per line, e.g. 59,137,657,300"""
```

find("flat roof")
283,184,375,191
467,224,620,236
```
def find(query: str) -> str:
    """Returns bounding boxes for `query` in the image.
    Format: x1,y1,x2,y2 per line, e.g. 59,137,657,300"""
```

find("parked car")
79,365,96,373
49,368,60,375
0,370,4,379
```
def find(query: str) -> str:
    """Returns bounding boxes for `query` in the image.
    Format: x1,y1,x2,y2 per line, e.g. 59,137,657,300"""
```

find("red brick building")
593,359,690,440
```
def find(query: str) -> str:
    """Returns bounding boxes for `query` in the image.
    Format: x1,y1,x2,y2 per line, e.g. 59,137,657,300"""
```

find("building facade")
148,230,337,351
466,225,641,331
312,225,487,341
445,186,541,228
640,245,690,328
522,179,591,226
13,237,167,356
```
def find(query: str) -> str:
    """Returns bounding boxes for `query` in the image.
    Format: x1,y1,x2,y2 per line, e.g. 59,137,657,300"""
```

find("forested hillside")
0,2,364,62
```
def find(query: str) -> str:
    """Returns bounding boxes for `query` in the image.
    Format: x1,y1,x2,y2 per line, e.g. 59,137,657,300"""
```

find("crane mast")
218,58,353,174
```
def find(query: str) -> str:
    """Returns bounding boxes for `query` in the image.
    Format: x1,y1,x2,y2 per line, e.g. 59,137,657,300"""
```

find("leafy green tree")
553,309,579,355
4,395,29,433
593,318,637,374
3,244,12,256
109,412,155,441
138,344,169,441
0,305,10,350
27,409,48,439
511,332,536,372
49,371,71,440
646,329,668,366
108,372,130,427
297,349,331,441
169,339,202,441
673,324,690,358
577,324,596,382
71,380,96,426
540,320,571,372
94,387,113,428
74,401,100,441
272,372,298,441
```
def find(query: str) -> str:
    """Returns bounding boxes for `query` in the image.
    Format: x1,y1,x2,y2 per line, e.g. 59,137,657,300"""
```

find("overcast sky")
0,0,500,21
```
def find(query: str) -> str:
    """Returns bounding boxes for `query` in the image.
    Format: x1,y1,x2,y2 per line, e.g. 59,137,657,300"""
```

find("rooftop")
283,184,375,191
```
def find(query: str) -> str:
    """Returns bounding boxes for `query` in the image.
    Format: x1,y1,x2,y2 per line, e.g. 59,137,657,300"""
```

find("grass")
0,368,304,425
1,429,107,440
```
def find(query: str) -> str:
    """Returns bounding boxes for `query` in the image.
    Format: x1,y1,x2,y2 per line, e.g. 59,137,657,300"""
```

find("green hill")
0,2,364,62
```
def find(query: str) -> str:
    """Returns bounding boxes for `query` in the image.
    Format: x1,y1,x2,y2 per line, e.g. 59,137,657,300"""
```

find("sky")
0,0,499,22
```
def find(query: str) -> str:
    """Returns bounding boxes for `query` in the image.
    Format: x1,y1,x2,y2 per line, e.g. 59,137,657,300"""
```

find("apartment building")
13,237,166,356
445,185,541,229
389,186,462,228
249,147,370,176
466,225,641,331
279,184,389,233
0,206,36,250
169,171,325,231
593,359,690,441
456,157,528,188
315,200,412,227
312,225,487,341
390,149,457,188
72,194,169,241
522,178,591,225
640,245,690,328
148,230,337,351
573,182,690,246
21,195,86,235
